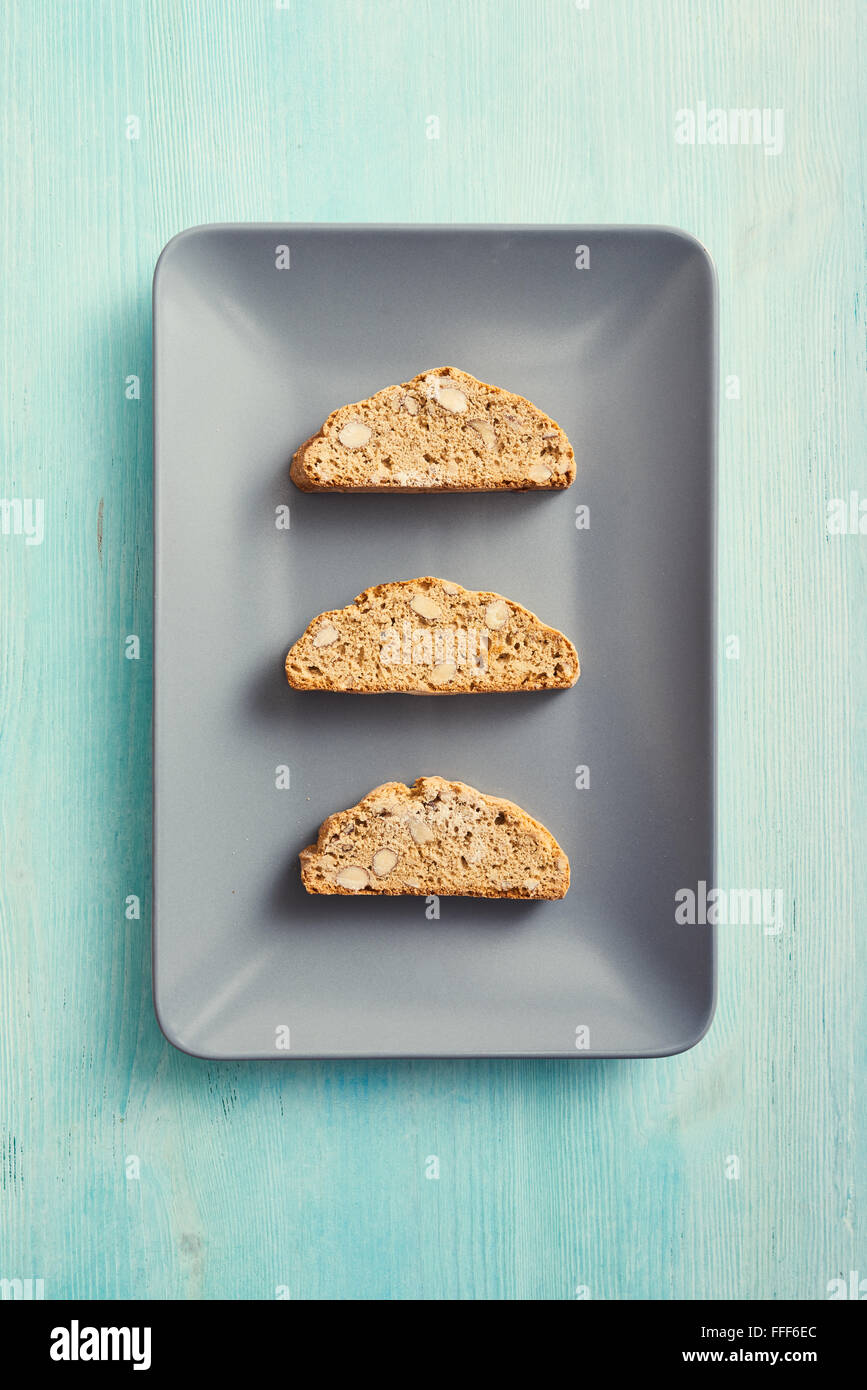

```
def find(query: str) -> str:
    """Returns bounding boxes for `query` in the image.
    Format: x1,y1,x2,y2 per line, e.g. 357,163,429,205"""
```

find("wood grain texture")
0,0,863,1299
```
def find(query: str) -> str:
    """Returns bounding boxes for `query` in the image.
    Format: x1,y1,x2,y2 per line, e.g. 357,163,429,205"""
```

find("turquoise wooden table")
1,0,864,1300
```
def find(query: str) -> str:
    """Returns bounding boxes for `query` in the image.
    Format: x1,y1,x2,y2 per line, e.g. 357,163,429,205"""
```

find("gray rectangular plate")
153,224,717,1059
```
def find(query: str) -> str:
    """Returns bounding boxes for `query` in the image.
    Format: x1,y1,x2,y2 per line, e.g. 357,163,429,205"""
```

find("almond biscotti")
285,577,580,693
290,366,575,492
300,777,570,898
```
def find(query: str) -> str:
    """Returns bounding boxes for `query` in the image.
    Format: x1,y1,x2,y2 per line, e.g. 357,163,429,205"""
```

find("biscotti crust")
290,366,575,492
285,576,580,693
300,776,570,898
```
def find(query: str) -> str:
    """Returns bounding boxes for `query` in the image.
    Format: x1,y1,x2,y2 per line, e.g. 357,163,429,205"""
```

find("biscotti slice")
300,777,570,898
285,576,580,693
290,366,575,491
